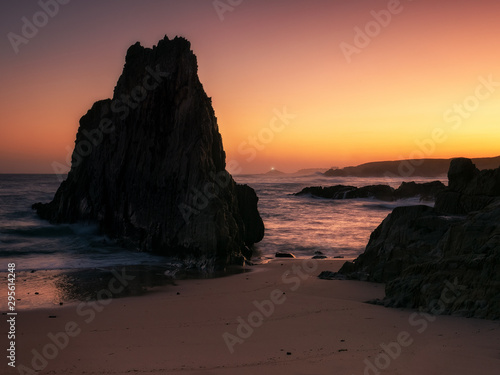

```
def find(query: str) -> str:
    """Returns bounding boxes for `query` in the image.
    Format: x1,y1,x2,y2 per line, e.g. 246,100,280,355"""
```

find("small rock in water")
275,252,295,258
312,255,327,259
334,256,344,259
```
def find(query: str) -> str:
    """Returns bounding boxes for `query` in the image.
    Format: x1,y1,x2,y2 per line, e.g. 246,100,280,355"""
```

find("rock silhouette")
295,181,446,202
334,158,500,319
33,36,264,269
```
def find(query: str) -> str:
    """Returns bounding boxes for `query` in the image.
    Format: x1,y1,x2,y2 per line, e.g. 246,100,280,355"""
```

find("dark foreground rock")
295,181,445,202
434,157,500,214
333,158,500,319
33,36,264,269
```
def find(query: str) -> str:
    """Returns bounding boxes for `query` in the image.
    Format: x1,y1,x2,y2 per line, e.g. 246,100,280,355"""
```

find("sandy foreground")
2,259,499,375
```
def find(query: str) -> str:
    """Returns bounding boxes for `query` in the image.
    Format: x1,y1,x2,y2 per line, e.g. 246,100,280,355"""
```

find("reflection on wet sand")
0,265,249,310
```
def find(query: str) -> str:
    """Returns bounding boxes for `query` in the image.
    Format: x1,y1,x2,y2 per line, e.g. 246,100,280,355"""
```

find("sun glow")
1,0,499,173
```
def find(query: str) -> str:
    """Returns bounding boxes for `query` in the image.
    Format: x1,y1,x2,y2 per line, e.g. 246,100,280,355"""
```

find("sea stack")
33,36,264,268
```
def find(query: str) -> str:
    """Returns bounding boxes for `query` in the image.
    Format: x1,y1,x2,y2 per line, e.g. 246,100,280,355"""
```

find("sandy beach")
2,259,499,375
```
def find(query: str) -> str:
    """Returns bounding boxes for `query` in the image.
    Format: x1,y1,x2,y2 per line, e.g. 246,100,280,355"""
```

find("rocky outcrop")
434,158,500,214
334,158,500,319
383,200,500,319
295,181,445,202
393,181,446,201
235,184,265,258
33,36,264,269
295,185,359,199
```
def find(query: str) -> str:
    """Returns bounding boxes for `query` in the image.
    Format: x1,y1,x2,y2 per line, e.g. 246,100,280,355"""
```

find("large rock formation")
335,158,500,319
33,36,264,269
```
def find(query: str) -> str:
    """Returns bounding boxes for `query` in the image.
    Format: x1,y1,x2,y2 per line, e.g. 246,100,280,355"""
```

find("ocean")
0,173,446,309
236,173,447,260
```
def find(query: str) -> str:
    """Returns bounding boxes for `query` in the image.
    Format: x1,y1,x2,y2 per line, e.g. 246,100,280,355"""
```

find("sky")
1,0,500,174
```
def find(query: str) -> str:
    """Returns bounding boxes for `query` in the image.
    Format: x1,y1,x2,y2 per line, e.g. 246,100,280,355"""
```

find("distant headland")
324,156,500,177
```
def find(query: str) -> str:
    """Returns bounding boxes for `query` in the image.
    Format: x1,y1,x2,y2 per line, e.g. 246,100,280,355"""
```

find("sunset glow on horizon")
1,0,500,174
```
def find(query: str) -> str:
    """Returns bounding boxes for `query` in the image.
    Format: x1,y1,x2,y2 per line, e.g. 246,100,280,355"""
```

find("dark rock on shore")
337,205,464,283
333,158,500,319
295,181,445,202
235,184,265,246
32,36,264,269
318,271,342,280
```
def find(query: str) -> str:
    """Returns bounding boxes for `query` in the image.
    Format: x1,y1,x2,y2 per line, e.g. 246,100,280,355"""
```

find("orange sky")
1,0,499,174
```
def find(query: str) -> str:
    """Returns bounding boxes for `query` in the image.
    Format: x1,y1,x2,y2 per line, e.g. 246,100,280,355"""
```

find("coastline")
2,259,499,374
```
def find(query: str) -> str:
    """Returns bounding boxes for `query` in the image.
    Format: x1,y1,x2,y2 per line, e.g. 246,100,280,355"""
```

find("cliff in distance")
33,36,264,269
324,156,500,177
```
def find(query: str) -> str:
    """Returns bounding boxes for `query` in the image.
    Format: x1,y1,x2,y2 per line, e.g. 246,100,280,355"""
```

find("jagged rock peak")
33,36,264,269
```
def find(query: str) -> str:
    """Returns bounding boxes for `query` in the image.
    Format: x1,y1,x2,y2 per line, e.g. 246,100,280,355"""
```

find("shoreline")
1,259,499,374
0,258,356,311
